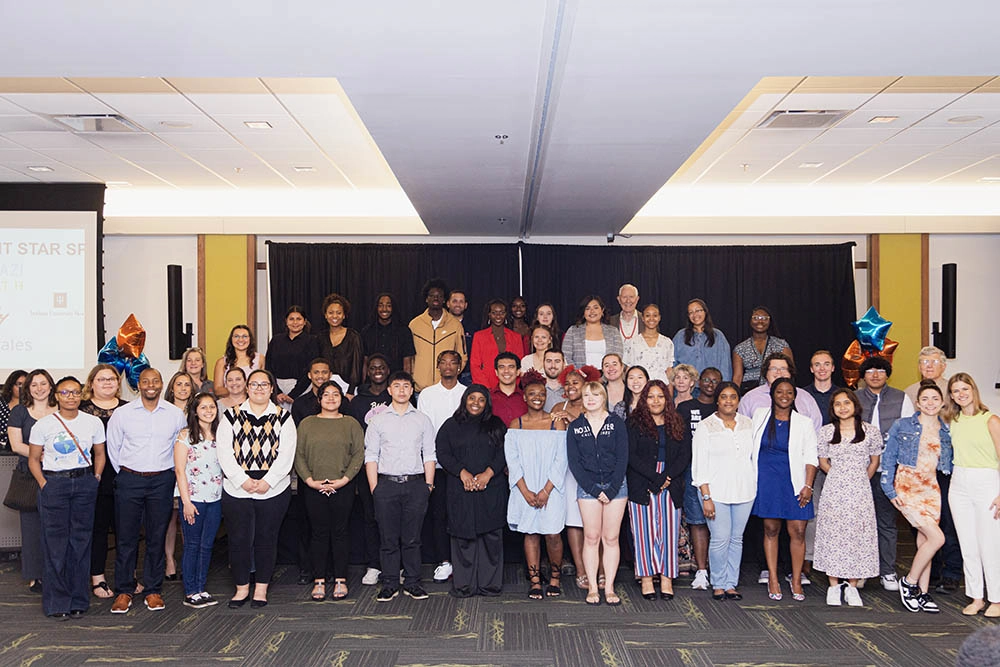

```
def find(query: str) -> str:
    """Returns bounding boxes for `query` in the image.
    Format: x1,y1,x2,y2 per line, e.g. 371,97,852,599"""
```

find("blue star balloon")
97,337,150,391
852,307,892,351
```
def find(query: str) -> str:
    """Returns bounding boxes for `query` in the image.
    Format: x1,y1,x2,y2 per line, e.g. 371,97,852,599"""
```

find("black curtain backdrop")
267,242,521,335
0,183,107,344
521,242,857,385
268,241,856,386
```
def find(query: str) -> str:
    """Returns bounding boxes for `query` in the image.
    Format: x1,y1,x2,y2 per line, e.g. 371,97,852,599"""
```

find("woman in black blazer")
626,379,691,600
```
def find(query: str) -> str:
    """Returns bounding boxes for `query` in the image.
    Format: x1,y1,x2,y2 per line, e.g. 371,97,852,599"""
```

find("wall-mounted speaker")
932,263,956,359
167,264,193,360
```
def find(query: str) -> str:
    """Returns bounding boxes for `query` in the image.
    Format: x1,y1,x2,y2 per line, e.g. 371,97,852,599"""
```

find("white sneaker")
758,570,769,584
785,572,812,586
433,562,453,582
881,573,900,591
691,570,710,590
362,568,381,586
826,584,842,606
844,585,863,607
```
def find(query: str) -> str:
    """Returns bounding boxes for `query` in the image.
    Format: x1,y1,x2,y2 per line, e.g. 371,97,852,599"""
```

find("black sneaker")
199,593,219,607
183,594,211,609
918,592,940,613
899,578,921,613
403,585,429,600
935,577,959,594
376,587,399,602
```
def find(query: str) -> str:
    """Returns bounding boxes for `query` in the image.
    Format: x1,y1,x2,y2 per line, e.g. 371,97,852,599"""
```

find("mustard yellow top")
950,410,999,469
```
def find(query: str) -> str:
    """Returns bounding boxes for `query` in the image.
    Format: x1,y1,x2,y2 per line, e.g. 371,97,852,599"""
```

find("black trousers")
870,476,899,576
303,482,355,580
90,492,115,576
39,474,98,615
424,473,450,563
931,470,964,581
373,478,429,587
450,528,503,597
222,488,291,586
355,478,382,569
113,469,175,596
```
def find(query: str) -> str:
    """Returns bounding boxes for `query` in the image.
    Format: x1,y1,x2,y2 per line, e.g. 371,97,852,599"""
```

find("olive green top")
294,415,365,482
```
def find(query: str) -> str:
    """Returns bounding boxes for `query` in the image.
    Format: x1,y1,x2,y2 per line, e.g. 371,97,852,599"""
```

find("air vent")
50,114,144,133
757,110,848,130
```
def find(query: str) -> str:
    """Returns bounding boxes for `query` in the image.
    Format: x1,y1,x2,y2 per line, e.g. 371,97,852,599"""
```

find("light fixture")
27,165,53,172
106,181,132,187
159,120,193,129
497,217,507,223
868,116,899,124
798,162,824,169
948,115,984,124
244,121,272,129
979,176,1000,182
292,166,316,172
494,133,508,145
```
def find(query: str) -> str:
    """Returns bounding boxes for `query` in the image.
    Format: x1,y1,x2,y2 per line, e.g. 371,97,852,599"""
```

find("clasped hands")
240,478,272,495
307,477,341,496
460,468,492,492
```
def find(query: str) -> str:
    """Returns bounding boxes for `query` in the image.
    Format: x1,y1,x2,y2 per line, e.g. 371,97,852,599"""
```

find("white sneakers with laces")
433,562,453,582
691,570,709,590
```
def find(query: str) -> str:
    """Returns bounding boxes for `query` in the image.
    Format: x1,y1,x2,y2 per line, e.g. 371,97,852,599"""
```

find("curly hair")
628,379,685,440
557,364,601,387
519,368,546,391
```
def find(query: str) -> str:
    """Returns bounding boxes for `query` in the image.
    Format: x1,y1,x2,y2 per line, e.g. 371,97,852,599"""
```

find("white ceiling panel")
0,165,40,182
939,92,1000,110
185,93,286,116
833,108,935,129
808,127,900,145
877,156,988,184
884,127,980,145
0,116,63,132
1,92,116,115
1,131,99,149
91,92,203,116
862,93,966,110
936,156,1000,183
82,132,170,150
914,109,1000,129
757,145,869,184
156,132,242,150
818,145,942,184
127,114,222,133
0,97,34,115
774,92,875,111
210,113,298,135
736,128,826,147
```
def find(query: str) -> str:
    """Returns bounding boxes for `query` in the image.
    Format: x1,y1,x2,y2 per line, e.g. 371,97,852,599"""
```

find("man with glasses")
904,346,949,405
737,353,823,430
105,368,186,613
855,356,914,592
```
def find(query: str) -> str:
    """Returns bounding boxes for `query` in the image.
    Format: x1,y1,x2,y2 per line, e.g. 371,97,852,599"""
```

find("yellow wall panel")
876,234,923,389
203,235,249,378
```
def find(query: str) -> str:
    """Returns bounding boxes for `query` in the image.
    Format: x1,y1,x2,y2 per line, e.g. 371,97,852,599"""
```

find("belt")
121,466,171,477
45,467,93,478
378,473,423,484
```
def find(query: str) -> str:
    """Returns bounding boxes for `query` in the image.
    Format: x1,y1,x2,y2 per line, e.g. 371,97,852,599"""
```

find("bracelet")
804,484,814,491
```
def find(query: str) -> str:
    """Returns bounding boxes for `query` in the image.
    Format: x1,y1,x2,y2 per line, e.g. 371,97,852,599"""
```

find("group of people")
2,279,998,621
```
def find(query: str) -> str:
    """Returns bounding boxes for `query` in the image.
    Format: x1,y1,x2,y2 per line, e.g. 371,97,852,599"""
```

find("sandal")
585,592,601,605
92,580,113,599
605,592,621,606
527,566,544,600
575,574,590,590
546,565,562,598
332,579,348,600
311,581,326,601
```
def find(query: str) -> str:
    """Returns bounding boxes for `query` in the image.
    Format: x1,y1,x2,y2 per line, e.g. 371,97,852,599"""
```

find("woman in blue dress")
751,378,819,601
504,370,567,599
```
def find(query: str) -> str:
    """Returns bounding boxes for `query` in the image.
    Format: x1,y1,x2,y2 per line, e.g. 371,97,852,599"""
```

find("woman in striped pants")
626,380,691,600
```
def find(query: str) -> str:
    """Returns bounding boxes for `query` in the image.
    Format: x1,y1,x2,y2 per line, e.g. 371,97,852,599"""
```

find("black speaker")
932,263,956,358
167,264,193,360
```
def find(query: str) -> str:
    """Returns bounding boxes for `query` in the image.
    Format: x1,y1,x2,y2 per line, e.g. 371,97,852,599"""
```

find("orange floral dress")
893,429,941,528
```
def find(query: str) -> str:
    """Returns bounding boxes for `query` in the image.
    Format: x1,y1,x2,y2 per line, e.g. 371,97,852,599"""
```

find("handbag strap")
52,414,92,467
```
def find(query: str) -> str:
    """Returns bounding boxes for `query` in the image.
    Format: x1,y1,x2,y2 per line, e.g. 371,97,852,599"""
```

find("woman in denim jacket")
880,381,953,613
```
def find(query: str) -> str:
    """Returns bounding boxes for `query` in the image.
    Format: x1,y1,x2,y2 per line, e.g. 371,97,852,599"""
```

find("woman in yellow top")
946,373,1000,618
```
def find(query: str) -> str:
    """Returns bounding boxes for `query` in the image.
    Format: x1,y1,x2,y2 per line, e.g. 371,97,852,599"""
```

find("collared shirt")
801,382,841,425
737,383,823,431
491,387,527,426
106,399,186,473
671,328,732,380
364,403,436,475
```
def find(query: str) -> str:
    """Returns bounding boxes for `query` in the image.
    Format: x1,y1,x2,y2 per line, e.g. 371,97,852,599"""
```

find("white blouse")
691,412,757,504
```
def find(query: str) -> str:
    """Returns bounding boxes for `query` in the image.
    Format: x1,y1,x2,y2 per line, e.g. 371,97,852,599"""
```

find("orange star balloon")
115,313,146,359
841,338,899,388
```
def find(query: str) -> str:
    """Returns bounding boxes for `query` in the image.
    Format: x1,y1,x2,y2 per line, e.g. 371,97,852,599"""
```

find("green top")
951,410,999,469
294,415,365,482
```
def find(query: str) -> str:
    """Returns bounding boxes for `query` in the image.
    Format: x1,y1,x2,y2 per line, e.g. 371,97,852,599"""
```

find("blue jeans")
38,473,99,616
180,500,222,596
707,500,753,590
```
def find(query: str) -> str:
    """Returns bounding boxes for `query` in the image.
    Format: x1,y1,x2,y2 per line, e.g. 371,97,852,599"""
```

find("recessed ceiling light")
27,165,53,172
159,120,193,129
868,116,899,124
948,115,984,124
292,166,316,172
244,121,272,129
106,181,132,188
979,176,1000,182
798,162,824,169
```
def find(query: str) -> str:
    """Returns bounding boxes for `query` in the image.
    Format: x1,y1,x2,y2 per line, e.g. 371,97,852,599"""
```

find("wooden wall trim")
869,234,880,311
197,235,206,351
921,233,929,347
246,235,257,326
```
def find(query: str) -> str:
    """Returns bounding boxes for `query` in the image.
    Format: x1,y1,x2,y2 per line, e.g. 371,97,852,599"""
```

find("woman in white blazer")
751,378,819,601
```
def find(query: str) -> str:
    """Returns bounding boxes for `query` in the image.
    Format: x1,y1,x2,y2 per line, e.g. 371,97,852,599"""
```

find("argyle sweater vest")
223,406,291,471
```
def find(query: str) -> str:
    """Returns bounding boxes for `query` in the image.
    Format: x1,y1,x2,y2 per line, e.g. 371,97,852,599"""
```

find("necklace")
619,315,638,340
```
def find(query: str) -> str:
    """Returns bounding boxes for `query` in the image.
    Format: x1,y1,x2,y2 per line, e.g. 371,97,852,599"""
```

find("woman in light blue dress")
505,370,567,599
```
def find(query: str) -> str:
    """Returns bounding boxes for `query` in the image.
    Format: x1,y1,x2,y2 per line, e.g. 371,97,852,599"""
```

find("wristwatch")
701,494,711,501
427,483,435,492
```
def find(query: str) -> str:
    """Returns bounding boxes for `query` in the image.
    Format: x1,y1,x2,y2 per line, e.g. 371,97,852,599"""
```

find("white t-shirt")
417,382,467,434
29,412,105,472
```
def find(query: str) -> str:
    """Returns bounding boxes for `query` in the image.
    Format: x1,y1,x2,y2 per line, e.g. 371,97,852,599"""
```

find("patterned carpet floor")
0,535,992,666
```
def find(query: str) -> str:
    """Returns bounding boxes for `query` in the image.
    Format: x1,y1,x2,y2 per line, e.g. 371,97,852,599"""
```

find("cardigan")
626,423,691,508
562,323,624,370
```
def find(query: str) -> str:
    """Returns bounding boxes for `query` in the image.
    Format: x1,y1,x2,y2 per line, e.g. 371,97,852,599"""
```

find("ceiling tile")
91,92,204,117
1,92,116,115
0,116,63,132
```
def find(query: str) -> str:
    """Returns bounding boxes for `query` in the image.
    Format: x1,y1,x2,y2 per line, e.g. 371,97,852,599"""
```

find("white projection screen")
0,210,99,380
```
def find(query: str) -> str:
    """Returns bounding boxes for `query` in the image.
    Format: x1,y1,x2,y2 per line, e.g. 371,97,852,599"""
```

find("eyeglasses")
864,369,887,376
57,390,82,397
918,359,943,367
248,381,271,389
751,315,771,322
232,334,250,340
688,308,705,315
701,378,721,385
95,377,118,383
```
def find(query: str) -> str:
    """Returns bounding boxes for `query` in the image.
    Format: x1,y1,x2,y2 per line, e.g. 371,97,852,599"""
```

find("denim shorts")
682,468,706,525
577,480,628,501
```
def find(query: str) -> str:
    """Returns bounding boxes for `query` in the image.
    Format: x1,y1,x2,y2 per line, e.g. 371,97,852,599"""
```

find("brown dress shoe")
110,593,132,614
144,593,165,611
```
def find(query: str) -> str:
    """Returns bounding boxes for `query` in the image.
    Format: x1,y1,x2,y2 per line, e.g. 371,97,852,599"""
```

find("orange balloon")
841,338,898,388
115,313,146,359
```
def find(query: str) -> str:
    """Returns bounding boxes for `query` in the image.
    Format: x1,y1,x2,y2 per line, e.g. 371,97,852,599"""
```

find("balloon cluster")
841,307,898,389
98,314,150,390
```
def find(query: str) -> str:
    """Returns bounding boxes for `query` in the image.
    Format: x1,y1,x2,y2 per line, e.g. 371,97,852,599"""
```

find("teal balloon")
852,307,892,351
97,338,150,391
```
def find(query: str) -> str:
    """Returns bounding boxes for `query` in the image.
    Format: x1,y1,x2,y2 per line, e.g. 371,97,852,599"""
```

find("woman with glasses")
79,365,127,599
178,347,214,394
7,369,57,594
672,299,732,381
213,325,264,398
217,369,296,608
732,307,792,394
27,376,106,620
